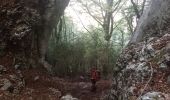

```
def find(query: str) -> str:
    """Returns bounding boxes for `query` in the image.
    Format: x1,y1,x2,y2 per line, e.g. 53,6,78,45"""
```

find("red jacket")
91,68,100,81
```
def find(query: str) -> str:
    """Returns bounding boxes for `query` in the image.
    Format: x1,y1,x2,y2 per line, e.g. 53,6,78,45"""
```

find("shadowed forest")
0,0,170,100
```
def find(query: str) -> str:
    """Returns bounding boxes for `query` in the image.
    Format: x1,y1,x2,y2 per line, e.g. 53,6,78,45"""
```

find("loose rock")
141,92,165,100
0,79,13,91
61,94,78,100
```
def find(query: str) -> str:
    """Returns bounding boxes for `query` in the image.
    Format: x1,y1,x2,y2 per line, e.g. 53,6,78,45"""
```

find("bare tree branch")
112,0,122,13
141,0,146,15
122,11,134,34
130,0,140,19
77,0,103,26
85,4,103,26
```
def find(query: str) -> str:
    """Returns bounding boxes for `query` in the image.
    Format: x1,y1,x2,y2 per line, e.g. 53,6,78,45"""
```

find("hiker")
90,67,100,92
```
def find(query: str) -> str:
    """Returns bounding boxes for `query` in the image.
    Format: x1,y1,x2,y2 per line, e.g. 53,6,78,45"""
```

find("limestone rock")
0,79,13,91
34,76,40,81
141,92,165,100
14,64,20,70
61,94,78,100
110,34,170,99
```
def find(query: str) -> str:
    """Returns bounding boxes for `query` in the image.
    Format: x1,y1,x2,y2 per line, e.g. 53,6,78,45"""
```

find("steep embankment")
110,34,170,99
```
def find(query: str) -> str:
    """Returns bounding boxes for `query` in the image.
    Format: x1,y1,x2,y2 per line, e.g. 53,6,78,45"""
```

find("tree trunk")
130,0,170,43
0,0,70,72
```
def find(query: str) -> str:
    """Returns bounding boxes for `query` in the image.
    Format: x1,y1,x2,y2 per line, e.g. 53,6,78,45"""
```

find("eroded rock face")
0,0,39,53
0,0,70,72
110,34,170,99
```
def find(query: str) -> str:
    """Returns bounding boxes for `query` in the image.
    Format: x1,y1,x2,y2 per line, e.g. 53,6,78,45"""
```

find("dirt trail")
0,54,111,100
22,68,111,100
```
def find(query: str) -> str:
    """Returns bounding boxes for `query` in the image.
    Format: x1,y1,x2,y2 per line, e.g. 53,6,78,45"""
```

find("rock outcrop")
107,0,170,99
109,34,170,99
0,0,70,72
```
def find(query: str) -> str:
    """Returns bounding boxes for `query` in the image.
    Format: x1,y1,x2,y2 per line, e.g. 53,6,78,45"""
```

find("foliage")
46,16,122,77
46,0,147,77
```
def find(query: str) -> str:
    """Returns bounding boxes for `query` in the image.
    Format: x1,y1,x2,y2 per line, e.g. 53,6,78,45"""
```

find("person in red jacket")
90,67,100,92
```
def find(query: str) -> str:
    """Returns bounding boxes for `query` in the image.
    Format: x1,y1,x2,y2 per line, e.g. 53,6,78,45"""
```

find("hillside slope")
109,33,170,99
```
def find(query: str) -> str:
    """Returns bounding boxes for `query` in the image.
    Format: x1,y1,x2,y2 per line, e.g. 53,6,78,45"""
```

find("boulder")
60,94,78,100
141,92,166,100
0,79,13,91
14,64,20,70
34,76,40,81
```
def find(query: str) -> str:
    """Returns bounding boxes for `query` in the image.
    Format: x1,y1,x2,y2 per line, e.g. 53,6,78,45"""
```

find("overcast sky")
65,0,133,31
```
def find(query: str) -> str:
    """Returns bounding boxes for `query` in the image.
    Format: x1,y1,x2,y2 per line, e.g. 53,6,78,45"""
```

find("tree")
0,0,70,72
77,0,124,42
108,0,170,99
130,0,170,43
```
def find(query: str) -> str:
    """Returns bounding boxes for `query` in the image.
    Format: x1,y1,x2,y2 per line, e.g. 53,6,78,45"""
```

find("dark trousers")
91,79,96,92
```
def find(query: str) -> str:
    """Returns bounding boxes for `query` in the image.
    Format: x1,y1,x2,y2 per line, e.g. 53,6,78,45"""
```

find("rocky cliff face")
0,0,38,54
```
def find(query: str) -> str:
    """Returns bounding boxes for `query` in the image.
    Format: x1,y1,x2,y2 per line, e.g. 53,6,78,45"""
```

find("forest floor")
0,54,111,100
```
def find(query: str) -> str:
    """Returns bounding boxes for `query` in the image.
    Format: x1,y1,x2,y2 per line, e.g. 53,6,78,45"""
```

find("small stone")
141,92,166,100
14,64,20,70
128,86,137,95
61,94,78,100
80,76,85,80
159,63,167,69
48,87,61,97
164,54,170,61
72,98,78,100
61,94,73,100
78,82,90,89
140,57,145,62
34,76,39,81
0,79,13,91
13,87,20,94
